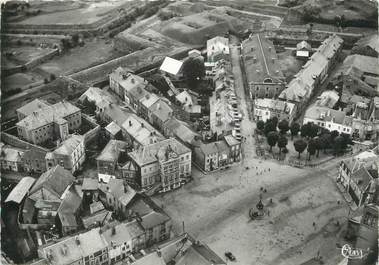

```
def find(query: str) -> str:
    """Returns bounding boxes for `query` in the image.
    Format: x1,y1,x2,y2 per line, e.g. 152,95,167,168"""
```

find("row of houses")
37,232,225,265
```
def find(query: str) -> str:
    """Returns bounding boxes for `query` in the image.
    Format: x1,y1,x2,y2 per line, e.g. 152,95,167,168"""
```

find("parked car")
225,252,236,261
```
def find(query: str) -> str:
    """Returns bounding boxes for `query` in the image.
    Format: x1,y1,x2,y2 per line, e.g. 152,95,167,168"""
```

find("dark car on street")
225,251,236,261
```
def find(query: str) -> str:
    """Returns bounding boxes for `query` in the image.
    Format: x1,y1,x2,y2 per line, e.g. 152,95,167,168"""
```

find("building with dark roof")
242,34,285,99
148,99,174,132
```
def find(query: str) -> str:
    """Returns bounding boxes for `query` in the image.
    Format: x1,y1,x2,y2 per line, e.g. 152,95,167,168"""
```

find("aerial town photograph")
0,0,378,264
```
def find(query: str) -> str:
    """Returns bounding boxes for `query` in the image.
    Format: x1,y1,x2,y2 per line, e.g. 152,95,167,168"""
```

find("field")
12,0,137,25
3,72,43,92
4,46,55,64
39,38,121,76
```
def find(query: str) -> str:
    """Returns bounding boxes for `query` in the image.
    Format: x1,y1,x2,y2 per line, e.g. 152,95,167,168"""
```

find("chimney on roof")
253,56,257,63
111,226,116,235
268,46,272,51
141,122,144,128
271,57,275,63
75,236,80,245
250,46,254,52
327,110,331,117
156,248,161,257
129,120,132,127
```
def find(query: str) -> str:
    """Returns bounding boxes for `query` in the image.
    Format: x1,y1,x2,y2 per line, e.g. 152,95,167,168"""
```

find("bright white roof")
160,57,183,76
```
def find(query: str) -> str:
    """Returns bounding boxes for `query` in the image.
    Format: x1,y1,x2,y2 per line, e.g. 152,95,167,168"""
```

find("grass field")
4,46,55,64
13,0,134,25
39,38,122,76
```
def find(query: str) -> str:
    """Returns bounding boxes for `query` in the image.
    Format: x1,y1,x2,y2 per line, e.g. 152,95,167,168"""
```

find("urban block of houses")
128,138,191,192
96,140,128,182
242,34,285,99
303,105,353,135
130,233,226,265
16,101,82,145
207,36,230,63
254,98,296,124
122,114,166,149
194,135,241,172
45,135,85,173
38,227,109,265
279,35,343,113
22,165,82,236
0,142,25,172
345,96,379,141
334,54,379,88
337,148,379,207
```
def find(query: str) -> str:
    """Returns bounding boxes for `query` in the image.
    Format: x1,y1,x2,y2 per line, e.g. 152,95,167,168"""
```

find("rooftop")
105,121,121,136
29,165,74,199
149,99,173,124
336,54,379,78
140,211,170,230
164,118,200,145
122,114,165,146
242,34,284,84
129,138,190,167
254,98,295,114
0,144,25,162
354,33,379,54
52,135,84,156
79,87,118,106
139,93,160,109
17,101,80,131
96,140,128,162
102,220,145,246
17,99,50,118
99,178,137,207
82,178,98,190
160,57,183,76
5,176,35,204
304,105,352,126
207,36,230,58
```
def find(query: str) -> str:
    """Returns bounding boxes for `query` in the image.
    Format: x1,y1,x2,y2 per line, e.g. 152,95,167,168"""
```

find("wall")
82,114,101,146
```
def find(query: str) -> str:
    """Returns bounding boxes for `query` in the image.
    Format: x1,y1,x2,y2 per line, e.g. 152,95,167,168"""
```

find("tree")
290,122,300,140
341,133,353,149
331,130,339,141
278,119,289,135
294,139,307,159
307,138,317,161
301,123,311,137
277,135,288,154
72,33,79,44
308,123,318,138
314,137,323,157
267,131,279,152
182,57,205,88
333,135,345,156
320,133,332,154
264,120,276,136
50,73,56,81
271,116,279,128
257,120,265,132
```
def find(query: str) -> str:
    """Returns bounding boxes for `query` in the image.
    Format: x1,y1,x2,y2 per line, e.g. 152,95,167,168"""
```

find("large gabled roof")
29,165,74,199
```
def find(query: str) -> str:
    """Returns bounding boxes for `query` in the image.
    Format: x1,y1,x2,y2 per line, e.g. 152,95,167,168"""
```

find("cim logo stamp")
341,244,371,260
